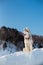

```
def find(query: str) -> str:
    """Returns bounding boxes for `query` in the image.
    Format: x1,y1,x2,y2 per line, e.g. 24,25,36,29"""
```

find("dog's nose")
23,33,26,36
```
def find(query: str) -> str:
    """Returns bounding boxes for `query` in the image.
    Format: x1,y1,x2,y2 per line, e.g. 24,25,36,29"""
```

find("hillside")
0,26,43,50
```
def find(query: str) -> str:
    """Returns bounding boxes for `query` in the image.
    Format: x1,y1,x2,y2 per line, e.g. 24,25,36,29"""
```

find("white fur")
23,28,33,52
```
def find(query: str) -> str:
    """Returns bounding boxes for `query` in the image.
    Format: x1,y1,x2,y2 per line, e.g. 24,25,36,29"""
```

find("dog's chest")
24,39,31,46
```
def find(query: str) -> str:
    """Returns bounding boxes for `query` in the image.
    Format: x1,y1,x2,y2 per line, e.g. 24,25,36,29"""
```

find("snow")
0,40,43,65
0,48,43,65
0,41,19,56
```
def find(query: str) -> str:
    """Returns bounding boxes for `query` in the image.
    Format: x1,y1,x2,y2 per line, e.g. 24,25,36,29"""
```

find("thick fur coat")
23,28,33,52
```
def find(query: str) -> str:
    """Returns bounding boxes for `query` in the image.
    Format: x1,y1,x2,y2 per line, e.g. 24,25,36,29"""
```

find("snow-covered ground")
0,41,20,56
0,40,43,65
0,48,43,65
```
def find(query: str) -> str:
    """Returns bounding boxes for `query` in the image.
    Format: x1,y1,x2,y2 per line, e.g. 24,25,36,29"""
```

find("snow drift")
0,48,43,65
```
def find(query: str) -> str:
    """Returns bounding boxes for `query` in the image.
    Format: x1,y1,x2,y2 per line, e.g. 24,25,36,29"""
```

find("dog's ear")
24,27,30,32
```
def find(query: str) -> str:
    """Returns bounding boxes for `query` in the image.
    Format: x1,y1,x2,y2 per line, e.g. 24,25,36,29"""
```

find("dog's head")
23,28,30,39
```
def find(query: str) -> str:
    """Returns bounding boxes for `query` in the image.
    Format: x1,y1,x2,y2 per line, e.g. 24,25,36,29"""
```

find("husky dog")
23,28,33,52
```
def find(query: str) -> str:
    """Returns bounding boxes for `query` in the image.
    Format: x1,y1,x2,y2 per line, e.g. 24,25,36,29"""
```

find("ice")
0,49,43,65
0,41,43,65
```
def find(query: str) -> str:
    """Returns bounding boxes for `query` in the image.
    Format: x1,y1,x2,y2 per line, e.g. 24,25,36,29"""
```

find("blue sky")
0,0,43,35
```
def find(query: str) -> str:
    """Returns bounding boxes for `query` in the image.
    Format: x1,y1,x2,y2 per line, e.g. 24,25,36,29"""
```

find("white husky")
23,28,33,52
